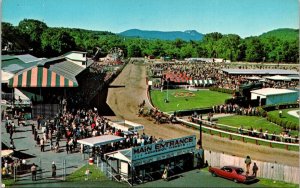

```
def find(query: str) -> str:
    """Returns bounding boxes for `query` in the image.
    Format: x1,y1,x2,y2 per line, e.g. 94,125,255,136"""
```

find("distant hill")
259,28,299,41
119,29,204,41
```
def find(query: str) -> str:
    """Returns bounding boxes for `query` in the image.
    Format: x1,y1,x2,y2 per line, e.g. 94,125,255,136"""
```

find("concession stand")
104,135,196,185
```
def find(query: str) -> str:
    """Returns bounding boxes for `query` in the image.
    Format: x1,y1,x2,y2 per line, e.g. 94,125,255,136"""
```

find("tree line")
2,19,299,62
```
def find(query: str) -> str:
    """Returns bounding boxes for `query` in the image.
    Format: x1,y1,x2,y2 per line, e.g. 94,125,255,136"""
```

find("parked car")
208,165,257,183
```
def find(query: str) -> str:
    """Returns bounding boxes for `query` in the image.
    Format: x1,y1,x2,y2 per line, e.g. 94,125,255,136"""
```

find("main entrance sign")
132,135,196,161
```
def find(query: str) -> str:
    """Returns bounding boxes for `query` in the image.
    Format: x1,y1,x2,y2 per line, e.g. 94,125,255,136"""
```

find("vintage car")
208,165,257,183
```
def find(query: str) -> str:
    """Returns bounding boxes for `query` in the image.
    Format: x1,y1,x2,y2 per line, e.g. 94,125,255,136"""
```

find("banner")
132,135,196,161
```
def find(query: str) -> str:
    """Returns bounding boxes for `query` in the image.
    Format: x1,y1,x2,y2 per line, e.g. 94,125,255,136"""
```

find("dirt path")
106,61,299,167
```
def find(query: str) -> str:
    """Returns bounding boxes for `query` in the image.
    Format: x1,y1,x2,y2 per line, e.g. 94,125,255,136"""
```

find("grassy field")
268,108,299,125
150,89,231,112
66,164,126,186
217,115,298,136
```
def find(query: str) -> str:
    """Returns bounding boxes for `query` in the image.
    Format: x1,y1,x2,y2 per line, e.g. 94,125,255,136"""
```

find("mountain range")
119,29,204,41
259,28,299,41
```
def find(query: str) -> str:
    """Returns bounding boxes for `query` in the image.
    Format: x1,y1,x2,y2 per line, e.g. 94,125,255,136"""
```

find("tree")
41,28,76,56
18,19,48,52
244,37,264,62
127,44,142,57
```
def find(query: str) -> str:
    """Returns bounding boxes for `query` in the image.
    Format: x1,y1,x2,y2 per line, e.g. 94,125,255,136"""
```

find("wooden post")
255,140,258,145
269,142,272,148
285,145,288,150
219,132,221,137
242,137,244,142
229,135,232,140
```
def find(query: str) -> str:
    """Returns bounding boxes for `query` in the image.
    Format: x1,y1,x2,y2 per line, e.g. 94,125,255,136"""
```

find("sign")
133,147,195,166
132,135,196,161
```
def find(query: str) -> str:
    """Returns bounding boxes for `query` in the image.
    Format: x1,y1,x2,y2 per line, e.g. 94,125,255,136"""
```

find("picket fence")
205,150,299,184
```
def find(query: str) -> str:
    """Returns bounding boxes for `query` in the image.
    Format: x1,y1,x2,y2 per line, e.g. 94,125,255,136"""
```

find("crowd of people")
148,61,299,90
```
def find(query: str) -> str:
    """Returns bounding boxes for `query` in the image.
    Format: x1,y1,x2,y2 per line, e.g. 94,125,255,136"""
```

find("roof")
14,54,42,63
265,75,292,81
8,66,79,88
222,69,299,75
250,88,298,96
1,56,40,74
49,61,85,82
77,135,125,147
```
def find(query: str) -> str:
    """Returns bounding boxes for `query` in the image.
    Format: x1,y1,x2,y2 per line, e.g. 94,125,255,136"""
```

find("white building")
251,88,299,105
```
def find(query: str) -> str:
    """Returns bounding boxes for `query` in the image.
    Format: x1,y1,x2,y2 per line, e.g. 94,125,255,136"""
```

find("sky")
2,0,299,38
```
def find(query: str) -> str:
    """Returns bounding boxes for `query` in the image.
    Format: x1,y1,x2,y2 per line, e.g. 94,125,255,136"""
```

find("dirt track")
106,61,299,167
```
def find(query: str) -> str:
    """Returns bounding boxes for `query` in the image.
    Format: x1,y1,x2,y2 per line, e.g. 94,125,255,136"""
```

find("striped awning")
8,66,78,88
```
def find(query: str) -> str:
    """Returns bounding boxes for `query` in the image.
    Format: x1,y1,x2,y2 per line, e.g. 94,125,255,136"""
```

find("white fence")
205,150,300,184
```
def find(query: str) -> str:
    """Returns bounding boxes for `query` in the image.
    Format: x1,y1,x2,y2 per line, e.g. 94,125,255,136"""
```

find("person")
279,110,282,118
32,123,35,134
244,156,252,175
252,162,258,177
196,146,204,168
22,159,26,170
52,161,56,178
162,164,169,181
66,142,69,154
36,135,40,146
40,138,45,152
34,128,38,140
31,163,37,181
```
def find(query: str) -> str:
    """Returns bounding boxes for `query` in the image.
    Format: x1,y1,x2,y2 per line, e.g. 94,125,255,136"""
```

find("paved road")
7,169,265,188
1,120,87,186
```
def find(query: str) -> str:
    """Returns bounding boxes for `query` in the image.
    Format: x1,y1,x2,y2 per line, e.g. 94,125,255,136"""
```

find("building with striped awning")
7,51,91,88
8,66,78,88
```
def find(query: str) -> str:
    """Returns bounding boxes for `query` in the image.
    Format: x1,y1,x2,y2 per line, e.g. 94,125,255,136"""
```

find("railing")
177,118,299,150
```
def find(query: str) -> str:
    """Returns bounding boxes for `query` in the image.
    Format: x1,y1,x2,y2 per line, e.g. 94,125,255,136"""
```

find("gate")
14,159,66,182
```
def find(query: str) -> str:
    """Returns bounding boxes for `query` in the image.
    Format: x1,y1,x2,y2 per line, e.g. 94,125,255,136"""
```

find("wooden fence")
205,150,300,184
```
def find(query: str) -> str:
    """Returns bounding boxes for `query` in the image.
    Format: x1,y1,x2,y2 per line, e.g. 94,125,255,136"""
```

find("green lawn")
217,115,298,136
268,108,299,125
66,164,107,182
66,164,126,186
150,89,231,112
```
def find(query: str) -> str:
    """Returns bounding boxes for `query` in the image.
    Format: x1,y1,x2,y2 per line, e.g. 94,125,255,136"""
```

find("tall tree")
18,19,48,52
41,28,76,56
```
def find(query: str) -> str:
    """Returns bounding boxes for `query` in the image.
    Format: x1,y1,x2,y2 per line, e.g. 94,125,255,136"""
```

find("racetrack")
106,60,299,167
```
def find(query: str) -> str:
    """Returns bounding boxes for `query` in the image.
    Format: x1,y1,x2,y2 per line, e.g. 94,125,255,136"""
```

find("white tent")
77,135,125,147
265,75,292,81
1,150,14,157
246,76,261,80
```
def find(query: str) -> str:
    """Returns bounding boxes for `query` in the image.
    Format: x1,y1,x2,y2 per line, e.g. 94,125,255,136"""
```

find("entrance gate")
14,159,66,182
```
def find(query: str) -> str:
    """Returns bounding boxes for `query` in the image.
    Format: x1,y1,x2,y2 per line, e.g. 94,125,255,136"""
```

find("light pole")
199,119,202,147
166,80,169,102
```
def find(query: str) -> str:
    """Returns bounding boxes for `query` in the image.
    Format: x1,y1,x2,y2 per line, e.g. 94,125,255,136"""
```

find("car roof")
224,166,243,170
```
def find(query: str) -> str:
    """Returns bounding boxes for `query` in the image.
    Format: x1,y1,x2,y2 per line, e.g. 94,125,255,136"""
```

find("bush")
280,120,287,128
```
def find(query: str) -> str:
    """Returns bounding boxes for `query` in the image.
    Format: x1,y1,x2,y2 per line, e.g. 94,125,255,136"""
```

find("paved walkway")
1,119,86,186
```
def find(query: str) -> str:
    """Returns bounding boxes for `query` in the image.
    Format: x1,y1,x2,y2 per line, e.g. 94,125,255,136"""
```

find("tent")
77,135,125,147
265,75,292,81
246,76,261,80
1,150,14,157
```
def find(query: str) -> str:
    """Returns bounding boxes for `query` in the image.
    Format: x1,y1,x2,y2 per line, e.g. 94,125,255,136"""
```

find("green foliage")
150,89,231,112
217,115,298,136
260,28,299,42
41,28,77,56
2,19,299,62
18,19,48,51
